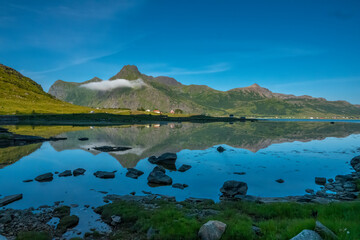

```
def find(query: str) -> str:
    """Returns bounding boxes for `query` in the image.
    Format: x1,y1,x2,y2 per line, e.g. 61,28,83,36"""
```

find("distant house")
170,110,175,114
154,110,161,114
90,111,94,113
146,109,150,112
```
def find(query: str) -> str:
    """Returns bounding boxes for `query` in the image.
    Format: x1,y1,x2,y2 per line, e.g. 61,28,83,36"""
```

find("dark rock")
198,220,227,240
350,155,360,172
276,179,284,183
148,153,177,165
234,172,246,175
217,146,225,152
178,164,192,172
314,221,338,239
252,226,262,236
147,166,172,185
22,179,33,183
305,189,315,194
172,183,188,190
126,168,144,179
94,171,115,179
35,172,53,182
73,168,86,176
220,180,248,197
93,146,131,152
53,206,71,218
315,177,326,185
78,137,89,141
290,229,322,240
0,194,23,207
185,197,214,204
59,170,72,177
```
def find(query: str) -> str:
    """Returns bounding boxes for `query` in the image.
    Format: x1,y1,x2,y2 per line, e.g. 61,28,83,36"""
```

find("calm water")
1,121,360,237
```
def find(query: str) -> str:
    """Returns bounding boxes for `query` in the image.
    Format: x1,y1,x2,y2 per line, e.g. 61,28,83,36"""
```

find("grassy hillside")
48,65,360,118
0,64,95,114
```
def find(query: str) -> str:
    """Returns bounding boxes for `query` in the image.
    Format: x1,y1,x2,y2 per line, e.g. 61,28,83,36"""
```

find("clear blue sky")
1,0,360,103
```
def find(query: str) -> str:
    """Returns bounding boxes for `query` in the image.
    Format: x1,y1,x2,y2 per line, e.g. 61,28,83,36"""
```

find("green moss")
53,206,71,218
16,231,51,240
56,215,79,234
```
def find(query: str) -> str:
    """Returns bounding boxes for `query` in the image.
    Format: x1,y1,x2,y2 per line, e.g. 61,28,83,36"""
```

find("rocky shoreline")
0,151,359,239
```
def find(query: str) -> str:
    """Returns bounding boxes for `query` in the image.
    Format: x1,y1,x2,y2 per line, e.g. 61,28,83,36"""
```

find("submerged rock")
0,194,23,207
59,170,72,177
78,137,89,141
276,179,285,183
290,230,322,240
172,183,188,190
234,172,246,175
198,220,227,240
93,146,132,152
35,172,53,182
126,168,144,179
217,146,225,152
220,180,248,197
94,171,115,179
178,164,192,172
147,166,172,186
73,168,86,176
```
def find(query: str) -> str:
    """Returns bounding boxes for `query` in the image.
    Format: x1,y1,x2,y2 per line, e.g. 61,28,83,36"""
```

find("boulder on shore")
147,166,172,186
93,146,132,152
35,172,53,182
217,146,225,152
198,220,227,240
220,180,248,197
315,177,326,185
148,153,177,165
94,171,115,179
290,230,322,240
314,221,338,239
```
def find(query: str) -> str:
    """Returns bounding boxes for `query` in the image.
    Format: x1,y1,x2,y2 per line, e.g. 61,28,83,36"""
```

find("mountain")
0,64,92,114
48,65,360,118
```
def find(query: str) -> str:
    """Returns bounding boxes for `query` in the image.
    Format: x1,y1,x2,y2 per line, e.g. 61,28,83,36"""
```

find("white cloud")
80,78,146,91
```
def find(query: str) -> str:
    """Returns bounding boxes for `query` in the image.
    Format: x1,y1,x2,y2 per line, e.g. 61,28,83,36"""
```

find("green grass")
16,231,51,240
97,200,360,240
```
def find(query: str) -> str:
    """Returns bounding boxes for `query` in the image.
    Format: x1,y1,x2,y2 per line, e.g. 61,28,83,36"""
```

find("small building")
146,109,150,112
170,110,175,114
229,114,234,118
153,110,161,114
90,111,94,114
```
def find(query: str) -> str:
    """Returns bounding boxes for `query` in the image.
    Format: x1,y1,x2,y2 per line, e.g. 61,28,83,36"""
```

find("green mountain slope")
0,64,92,114
48,65,360,118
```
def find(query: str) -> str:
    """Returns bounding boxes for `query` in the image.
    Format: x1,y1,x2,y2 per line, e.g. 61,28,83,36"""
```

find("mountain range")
49,65,360,117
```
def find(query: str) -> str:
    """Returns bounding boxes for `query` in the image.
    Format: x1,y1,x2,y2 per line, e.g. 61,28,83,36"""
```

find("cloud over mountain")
80,78,146,91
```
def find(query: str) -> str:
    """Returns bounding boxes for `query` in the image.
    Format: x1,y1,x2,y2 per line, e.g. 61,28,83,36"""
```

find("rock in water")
73,168,86,176
78,137,89,141
217,146,225,152
290,230,322,240
35,172,53,182
0,194,23,207
276,179,285,183
220,180,248,197
178,164,192,172
59,170,72,177
148,153,177,164
315,221,338,239
172,183,188,189
93,146,132,152
94,171,115,179
198,220,227,240
56,215,79,234
350,155,360,172
126,168,144,179
147,166,172,185
315,177,326,185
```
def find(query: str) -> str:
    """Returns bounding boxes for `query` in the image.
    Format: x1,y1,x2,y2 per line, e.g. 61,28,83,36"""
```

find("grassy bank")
91,199,360,240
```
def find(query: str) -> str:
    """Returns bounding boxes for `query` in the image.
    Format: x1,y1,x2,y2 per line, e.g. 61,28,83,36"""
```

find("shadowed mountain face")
47,121,360,168
48,65,360,117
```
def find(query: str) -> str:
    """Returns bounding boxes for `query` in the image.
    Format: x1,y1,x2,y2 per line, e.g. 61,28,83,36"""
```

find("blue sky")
1,0,360,103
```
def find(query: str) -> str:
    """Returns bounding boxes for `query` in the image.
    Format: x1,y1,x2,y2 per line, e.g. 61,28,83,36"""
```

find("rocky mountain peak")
109,65,142,80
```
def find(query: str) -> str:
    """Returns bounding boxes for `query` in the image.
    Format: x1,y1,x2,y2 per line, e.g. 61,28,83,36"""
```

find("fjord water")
1,121,360,207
